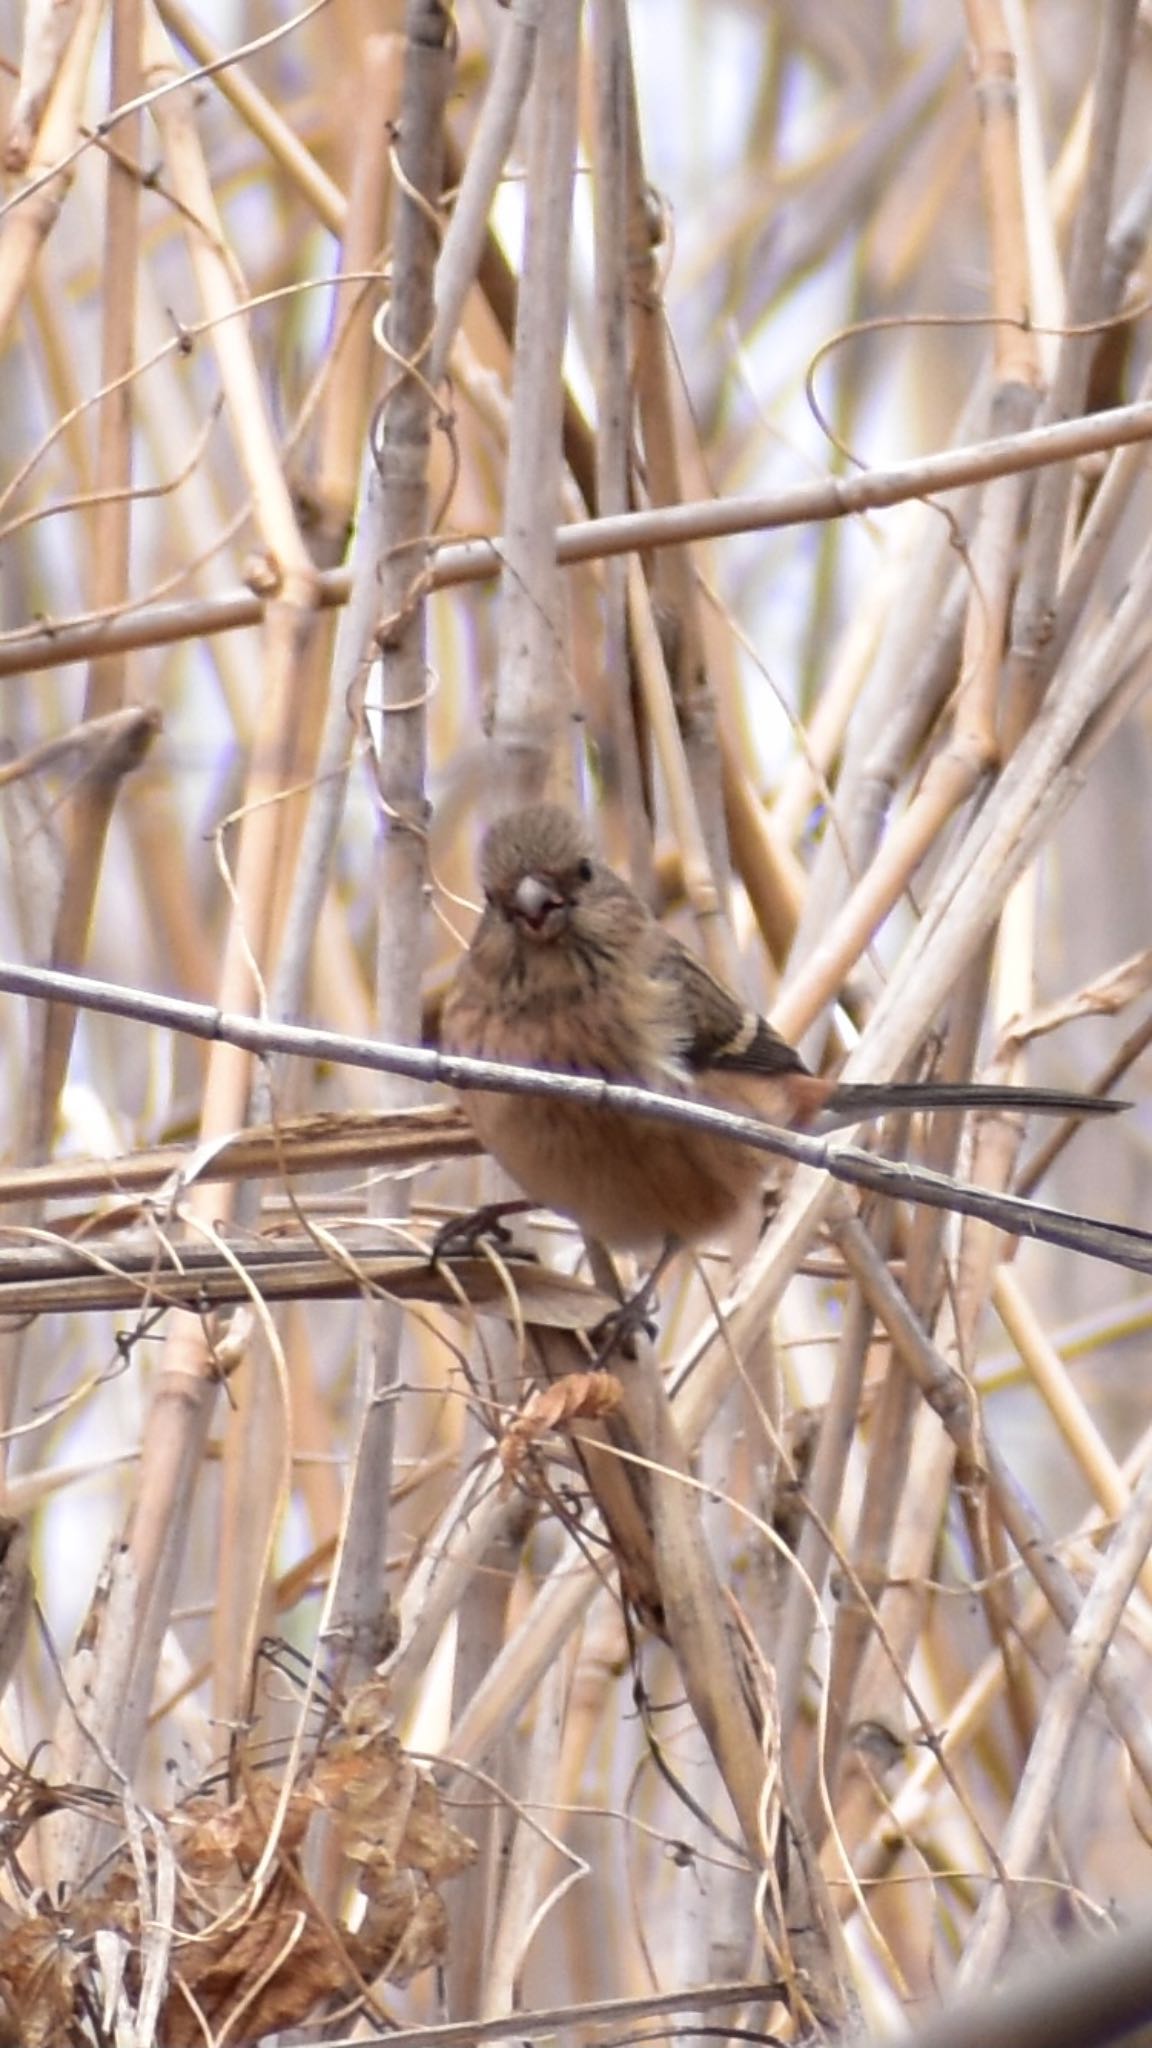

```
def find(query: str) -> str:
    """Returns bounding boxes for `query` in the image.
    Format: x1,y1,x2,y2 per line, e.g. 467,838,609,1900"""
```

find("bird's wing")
651,933,809,1078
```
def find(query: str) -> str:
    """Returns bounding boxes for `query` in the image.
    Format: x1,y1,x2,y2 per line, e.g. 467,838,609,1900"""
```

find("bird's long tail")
814,1080,1127,1134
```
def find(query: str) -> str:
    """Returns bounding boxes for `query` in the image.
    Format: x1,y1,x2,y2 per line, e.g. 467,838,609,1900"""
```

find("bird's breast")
440,944,763,1248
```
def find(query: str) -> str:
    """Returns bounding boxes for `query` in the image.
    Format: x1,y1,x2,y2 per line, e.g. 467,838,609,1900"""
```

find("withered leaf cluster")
0,1679,475,2046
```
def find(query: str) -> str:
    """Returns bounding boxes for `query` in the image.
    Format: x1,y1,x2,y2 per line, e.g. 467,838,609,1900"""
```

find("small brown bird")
441,803,1120,1254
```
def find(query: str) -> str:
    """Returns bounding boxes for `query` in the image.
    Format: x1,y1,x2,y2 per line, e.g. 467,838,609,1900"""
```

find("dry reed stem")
626,559,736,975
1004,0,1140,741
429,2,541,389
958,1438,1152,1979
0,0,103,338
490,0,583,810
588,0,651,884
2,6,1152,2037
445,7,586,2010
326,0,453,1691
31,0,145,1156
5,396,1152,676
81,2,326,1793
154,0,347,230
311,35,404,560
826,1217,1152,1792
853,1405,1152,1886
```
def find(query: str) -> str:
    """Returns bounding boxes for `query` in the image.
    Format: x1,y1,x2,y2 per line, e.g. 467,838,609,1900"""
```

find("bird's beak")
512,872,564,928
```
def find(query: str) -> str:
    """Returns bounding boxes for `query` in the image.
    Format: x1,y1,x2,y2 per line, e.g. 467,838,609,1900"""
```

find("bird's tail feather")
816,1081,1127,1133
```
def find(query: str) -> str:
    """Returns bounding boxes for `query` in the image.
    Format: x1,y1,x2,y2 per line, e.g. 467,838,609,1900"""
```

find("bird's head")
478,803,623,946
475,802,655,962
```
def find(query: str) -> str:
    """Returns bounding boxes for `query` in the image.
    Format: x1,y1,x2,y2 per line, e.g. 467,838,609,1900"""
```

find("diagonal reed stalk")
1,2,1152,2040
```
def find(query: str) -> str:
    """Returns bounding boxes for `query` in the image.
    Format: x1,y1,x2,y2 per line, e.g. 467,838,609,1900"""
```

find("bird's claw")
429,1199,535,1267
590,1292,659,1364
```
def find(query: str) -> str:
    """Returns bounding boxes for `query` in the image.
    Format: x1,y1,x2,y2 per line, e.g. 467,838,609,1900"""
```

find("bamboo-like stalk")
6,397,1152,677
326,0,454,1684
31,0,145,1156
4,7,1152,2036
490,0,583,808
0,0,104,341
588,0,652,885
957,1438,1152,1981
852,1407,1152,1890
1004,0,1141,741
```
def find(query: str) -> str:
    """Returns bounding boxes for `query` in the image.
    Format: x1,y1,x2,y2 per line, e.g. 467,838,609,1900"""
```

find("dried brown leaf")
160,1874,342,2046
0,1898,139,2048
168,1777,311,1885
310,1733,418,1864
357,1880,448,1984
396,1772,477,1881
500,1369,625,1475
309,1683,474,1880
0,1920,81,2048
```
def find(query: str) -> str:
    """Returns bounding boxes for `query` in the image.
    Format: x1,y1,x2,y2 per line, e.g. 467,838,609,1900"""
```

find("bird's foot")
590,1281,660,1364
429,1199,536,1266
589,1237,682,1361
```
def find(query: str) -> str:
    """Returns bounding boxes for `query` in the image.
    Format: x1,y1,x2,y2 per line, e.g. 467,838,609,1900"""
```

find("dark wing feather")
651,934,810,1078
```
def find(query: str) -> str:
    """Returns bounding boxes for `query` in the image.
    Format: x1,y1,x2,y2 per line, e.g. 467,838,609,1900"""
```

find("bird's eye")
576,857,593,884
